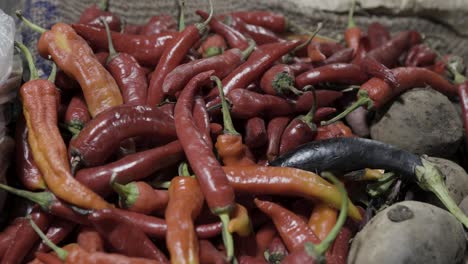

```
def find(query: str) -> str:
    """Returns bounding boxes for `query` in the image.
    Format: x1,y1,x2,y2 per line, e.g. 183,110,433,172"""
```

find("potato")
370,88,463,158
348,201,466,264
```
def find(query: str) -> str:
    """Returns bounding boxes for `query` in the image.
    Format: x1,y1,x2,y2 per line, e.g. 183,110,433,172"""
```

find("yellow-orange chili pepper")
308,204,337,241
228,203,252,237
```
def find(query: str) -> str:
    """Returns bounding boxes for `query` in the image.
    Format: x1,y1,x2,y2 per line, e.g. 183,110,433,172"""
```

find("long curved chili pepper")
344,0,361,57
78,0,120,31
64,94,90,135
69,104,176,169
238,256,267,264
322,66,457,125
222,166,361,220
308,204,337,241
102,20,148,105
367,22,390,50
75,140,183,196
264,236,289,263
174,71,236,260
17,13,123,118
71,23,177,67
140,14,177,36
229,15,283,45
0,219,23,258
271,137,468,227
146,1,214,105
166,176,204,264
77,227,104,253
226,11,285,33
404,44,436,67
111,178,169,214
213,76,256,166
307,42,343,62
266,117,291,161
15,42,111,210
315,122,354,140
15,115,45,190
260,64,305,96
162,42,255,98
199,240,228,264
88,210,169,263
244,117,268,150
294,90,342,113
199,34,227,58
2,207,50,264
196,10,250,50
34,219,76,254
295,63,368,88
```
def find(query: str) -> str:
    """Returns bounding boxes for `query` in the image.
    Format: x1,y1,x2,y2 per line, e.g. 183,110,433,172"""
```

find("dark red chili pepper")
255,223,277,258
78,0,121,31
15,115,46,190
102,20,148,105
0,219,22,258
244,117,268,149
162,43,255,99
193,96,213,150
158,102,176,118
404,44,436,67
35,219,76,254
69,104,176,170
294,90,342,115
265,236,289,263
327,225,353,264
227,11,286,33
54,70,80,91
75,140,183,196
77,227,104,253
2,207,51,264
316,122,355,140
229,15,283,45
307,42,343,62
260,64,304,97
88,210,169,263
344,0,361,58
295,63,368,88
71,24,177,67
174,71,236,260
140,14,177,36
323,48,354,65
64,94,90,135
196,10,250,50
146,4,213,106
198,34,228,58
367,22,391,50
199,240,228,264
266,117,292,161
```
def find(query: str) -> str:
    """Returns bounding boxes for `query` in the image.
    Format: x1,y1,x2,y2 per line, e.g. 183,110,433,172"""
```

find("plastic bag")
0,9,15,86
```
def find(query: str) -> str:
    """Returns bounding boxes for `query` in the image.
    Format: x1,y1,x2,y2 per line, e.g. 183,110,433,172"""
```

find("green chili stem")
178,161,191,176
204,47,223,58
219,213,235,262
27,215,69,260
291,22,323,55
211,76,239,135
101,19,118,64
48,62,57,83
321,90,372,126
178,0,186,32
15,41,39,80
97,0,109,11
0,183,52,211
197,0,213,31
16,11,47,33
241,41,256,61
347,0,357,29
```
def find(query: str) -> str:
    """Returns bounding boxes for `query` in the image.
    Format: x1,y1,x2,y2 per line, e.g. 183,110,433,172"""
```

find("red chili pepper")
94,51,109,66
198,34,228,58
404,44,436,67
146,4,214,106
78,0,121,31
75,140,183,196
102,20,148,105
255,223,277,258
266,116,292,161
227,11,286,33
244,117,268,150
88,210,169,263
344,0,361,57
323,48,354,65
199,240,228,264
295,63,368,88
265,236,289,263
229,15,283,45
294,90,343,113
315,122,355,140
367,22,390,50
260,64,305,96
35,219,76,253
71,24,177,67
15,115,46,190
194,97,214,150
64,94,90,135
140,14,177,36
238,256,267,264
0,219,23,258
69,104,177,169
307,42,343,62
77,227,104,253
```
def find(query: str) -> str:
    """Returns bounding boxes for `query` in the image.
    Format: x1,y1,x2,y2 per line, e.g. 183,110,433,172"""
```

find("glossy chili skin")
266,117,292,161
64,94,90,132
279,117,317,155
140,14,177,36
404,44,436,67
69,104,176,168
254,199,320,252
457,81,468,143
2,208,50,264
228,11,286,33
197,10,250,50
0,219,22,258
295,63,368,88
35,219,76,253
77,227,104,253
147,24,208,106
367,22,391,50
76,140,183,196
88,210,169,263
307,42,343,62
194,97,213,150
166,176,204,264
38,23,123,118
199,240,228,264
79,4,121,31
15,116,45,190
72,24,177,67
230,16,283,45
175,71,235,213
244,117,267,149
113,181,169,214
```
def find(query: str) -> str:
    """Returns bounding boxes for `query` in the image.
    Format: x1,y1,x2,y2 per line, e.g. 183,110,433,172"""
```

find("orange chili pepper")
308,204,337,241
228,204,252,237
344,0,362,57
16,42,111,210
17,12,123,118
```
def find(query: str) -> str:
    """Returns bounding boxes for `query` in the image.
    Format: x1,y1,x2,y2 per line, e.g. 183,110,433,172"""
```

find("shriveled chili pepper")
264,236,289,263
266,117,291,162
35,219,76,254
228,203,253,237
162,42,255,99
75,140,183,196
367,22,391,50
0,219,23,258
17,13,123,118
69,104,176,169
244,117,268,150
174,71,236,260
88,210,169,263
222,166,361,220
64,94,90,135
199,34,228,58
146,1,214,106
102,19,148,105
196,10,250,50
199,240,228,264
404,44,436,67
323,48,354,65
2,207,50,264
315,122,354,140
78,0,121,31
165,176,204,264
295,63,368,88
308,204,337,241
344,0,361,57
111,178,169,214
307,42,343,63
140,14,177,36
260,64,305,96
15,42,111,210
322,67,457,125
77,227,104,253
15,115,45,190
229,15,283,45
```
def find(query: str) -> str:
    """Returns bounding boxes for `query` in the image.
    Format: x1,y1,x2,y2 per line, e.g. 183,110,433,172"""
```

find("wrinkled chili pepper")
140,14,177,36
64,94,90,135
88,210,169,263
344,0,361,57
77,227,104,253
102,19,148,105
404,44,436,67
146,2,214,105
75,140,183,196
193,97,213,150
35,219,76,253
199,34,228,58
367,22,391,50
69,104,176,170
15,115,45,190
295,63,368,88
15,42,111,210
78,0,121,31
196,10,250,50
166,176,204,264
17,13,123,118
264,236,289,263
111,178,169,214
315,122,355,140
266,117,291,161
244,117,268,150
174,71,236,260
199,240,228,264
308,204,337,241
229,15,283,45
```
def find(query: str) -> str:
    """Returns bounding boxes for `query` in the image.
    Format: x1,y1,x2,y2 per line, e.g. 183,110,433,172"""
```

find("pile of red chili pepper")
2,0,467,263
